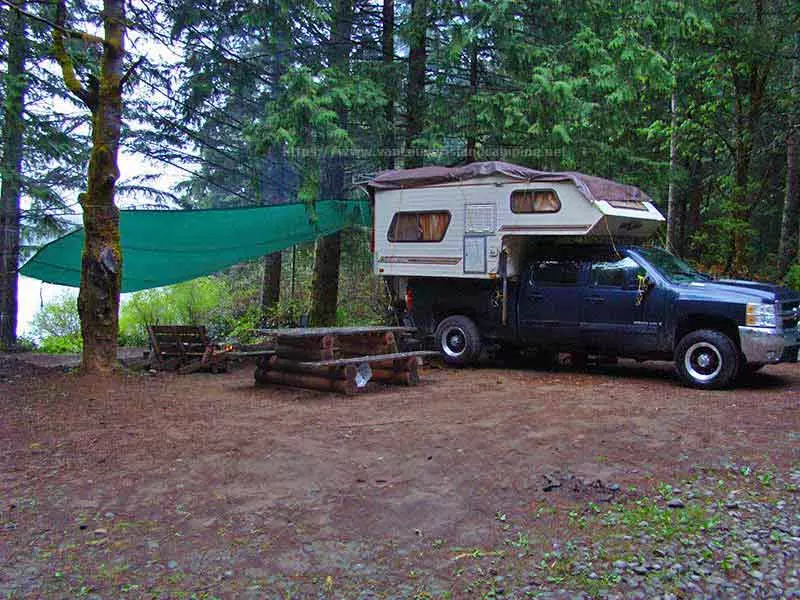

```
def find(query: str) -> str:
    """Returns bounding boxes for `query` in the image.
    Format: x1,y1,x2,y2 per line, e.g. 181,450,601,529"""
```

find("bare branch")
0,0,105,45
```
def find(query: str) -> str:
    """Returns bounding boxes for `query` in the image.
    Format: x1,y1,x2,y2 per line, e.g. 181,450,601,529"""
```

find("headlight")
745,303,777,328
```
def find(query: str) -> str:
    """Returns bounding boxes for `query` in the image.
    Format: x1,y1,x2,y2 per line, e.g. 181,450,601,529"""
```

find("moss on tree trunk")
54,0,126,374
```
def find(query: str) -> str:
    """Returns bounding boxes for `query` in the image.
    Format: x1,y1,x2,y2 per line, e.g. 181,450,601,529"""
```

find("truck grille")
780,300,800,330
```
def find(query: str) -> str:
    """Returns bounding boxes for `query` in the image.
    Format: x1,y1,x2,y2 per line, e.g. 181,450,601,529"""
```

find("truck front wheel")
435,315,481,366
675,329,740,389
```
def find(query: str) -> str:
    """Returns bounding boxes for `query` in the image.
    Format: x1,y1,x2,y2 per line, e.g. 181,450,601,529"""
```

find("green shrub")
28,294,83,353
786,264,800,292
38,334,82,353
119,289,170,346
227,306,263,343
119,276,234,344
263,298,310,329
30,293,80,340
117,325,148,348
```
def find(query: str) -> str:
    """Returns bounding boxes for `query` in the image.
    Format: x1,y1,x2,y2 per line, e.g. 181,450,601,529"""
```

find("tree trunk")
405,0,428,168
675,194,686,256
466,43,478,163
257,15,291,319
778,32,800,277
684,160,704,258
730,144,752,275
382,0,395,169
309,164,343,326
309,0,353,326
666,88,678,252
309,231,341,326
53,0,127,373
0,0,27,350
260,252,281,320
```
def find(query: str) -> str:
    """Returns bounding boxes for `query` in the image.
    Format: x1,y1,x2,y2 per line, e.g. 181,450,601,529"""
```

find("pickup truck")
400,245,800,388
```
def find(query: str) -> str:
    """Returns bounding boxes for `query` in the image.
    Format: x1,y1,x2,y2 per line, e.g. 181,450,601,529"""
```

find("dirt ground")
1,355,798,598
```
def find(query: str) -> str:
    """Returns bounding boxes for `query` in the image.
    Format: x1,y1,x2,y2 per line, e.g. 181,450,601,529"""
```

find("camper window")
511,190,561,214
608,199,648,211
388,211,451,242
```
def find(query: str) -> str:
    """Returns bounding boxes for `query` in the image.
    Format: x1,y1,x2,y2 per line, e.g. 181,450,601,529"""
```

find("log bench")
252,327,437,394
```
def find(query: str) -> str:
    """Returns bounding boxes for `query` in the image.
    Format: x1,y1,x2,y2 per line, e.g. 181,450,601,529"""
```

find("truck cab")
400,245,800,389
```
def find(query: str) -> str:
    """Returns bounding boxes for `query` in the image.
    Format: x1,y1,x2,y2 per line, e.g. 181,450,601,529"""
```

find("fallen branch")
338,418,415,428
452,549,505,561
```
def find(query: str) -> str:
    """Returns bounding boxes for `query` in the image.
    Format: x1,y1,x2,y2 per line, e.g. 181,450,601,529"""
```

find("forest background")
1,0,798,353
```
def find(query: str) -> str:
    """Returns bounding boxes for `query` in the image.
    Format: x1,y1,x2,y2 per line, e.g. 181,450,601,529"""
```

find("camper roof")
368,161,652,206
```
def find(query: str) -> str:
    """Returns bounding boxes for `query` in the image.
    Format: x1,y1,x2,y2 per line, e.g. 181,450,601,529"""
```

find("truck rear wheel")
675,329,740,389
435,315,481,366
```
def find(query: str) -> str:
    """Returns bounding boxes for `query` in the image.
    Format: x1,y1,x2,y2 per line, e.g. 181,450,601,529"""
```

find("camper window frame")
510,189,562,214
387,210,452,243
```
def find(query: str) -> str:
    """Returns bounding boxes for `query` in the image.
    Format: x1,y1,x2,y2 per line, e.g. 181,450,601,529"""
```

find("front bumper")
739,326,800,364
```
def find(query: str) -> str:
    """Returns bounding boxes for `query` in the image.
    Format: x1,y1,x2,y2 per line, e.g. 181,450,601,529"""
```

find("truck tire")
435,315,481,366
674,329,740,389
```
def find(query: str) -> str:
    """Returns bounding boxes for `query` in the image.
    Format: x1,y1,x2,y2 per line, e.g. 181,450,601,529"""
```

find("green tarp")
20,200,371,292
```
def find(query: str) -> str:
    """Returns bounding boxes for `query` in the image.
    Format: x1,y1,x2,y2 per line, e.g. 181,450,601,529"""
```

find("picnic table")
252,326,438,394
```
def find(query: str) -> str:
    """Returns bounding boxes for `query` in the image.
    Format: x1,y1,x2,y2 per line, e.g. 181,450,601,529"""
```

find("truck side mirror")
634,273,654,305
624,269,646,290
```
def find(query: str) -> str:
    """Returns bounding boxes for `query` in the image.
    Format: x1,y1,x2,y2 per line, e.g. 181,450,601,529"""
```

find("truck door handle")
528,292,544,300
585,296,605,304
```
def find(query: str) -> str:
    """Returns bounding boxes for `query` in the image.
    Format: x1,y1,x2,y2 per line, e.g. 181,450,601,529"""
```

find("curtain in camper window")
389,211,451,242
420,212,449,240
511,190,561,214
391,213,421,241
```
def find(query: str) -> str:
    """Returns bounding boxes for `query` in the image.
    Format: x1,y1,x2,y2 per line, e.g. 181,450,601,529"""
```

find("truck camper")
367,162,800,389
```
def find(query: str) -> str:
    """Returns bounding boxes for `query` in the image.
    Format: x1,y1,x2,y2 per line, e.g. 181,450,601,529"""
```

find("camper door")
464,204,495,275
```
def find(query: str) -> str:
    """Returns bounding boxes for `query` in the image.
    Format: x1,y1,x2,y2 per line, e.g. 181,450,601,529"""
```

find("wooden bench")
147,325,230,373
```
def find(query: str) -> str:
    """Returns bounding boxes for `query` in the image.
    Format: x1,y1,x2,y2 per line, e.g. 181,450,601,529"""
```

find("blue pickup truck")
401,245,800,388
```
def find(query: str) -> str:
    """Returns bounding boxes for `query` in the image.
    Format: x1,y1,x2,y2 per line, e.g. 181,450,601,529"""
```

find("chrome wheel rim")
442,326,467,358
684,342,722,382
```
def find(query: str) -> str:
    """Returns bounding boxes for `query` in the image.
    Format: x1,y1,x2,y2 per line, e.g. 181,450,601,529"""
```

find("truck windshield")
635,247,707,283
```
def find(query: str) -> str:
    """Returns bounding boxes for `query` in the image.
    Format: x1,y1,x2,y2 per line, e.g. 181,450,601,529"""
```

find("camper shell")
368,161,664,280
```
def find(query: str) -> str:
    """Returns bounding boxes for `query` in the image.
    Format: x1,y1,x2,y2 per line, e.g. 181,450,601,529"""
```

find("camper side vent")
465,204,495,234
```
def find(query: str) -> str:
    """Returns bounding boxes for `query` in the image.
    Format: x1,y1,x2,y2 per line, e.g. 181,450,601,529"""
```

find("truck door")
580,255,659,354
517,259,584,347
